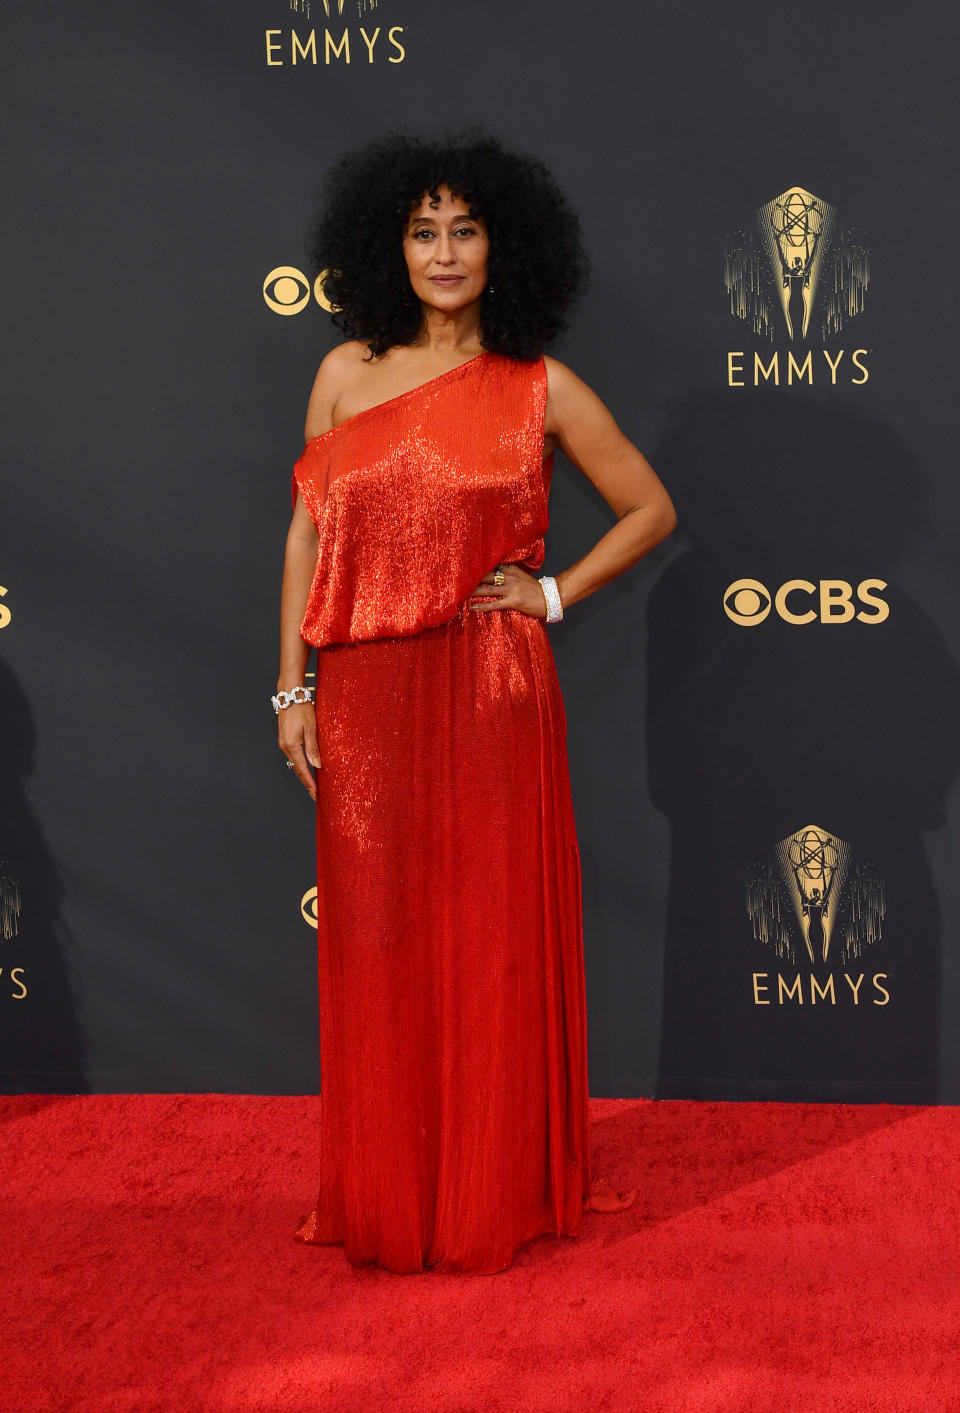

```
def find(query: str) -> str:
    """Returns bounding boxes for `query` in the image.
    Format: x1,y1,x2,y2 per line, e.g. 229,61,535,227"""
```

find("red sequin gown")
290,350,591,1274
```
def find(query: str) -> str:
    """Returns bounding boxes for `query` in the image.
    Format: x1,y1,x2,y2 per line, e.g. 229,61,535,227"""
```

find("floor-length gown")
290,349,592,1274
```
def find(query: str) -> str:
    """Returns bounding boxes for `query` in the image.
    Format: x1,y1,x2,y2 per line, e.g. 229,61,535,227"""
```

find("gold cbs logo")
724,578,889,626
263,267,337,316
301,887,319,928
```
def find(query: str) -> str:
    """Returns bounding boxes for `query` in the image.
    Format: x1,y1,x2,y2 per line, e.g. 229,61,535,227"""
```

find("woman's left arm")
541,356,676,610
469,357,676,618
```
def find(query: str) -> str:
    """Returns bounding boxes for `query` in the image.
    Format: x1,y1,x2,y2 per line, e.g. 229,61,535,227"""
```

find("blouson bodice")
291,350,553,648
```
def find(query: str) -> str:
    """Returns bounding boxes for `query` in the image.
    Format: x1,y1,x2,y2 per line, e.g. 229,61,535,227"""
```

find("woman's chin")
418,286,482,312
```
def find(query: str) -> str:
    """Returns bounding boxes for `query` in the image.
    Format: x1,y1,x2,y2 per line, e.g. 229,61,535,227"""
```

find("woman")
277,131,676,1275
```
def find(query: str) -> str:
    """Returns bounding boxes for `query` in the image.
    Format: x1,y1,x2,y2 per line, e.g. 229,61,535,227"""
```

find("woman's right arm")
277,493,322,799
278,342,362,797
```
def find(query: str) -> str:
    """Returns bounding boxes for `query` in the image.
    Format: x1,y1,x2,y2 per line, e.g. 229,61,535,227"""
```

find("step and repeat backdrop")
3,0,959,1099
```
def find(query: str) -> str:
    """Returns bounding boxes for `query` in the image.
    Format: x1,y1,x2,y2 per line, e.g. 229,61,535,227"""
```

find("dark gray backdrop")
3,0,959,1099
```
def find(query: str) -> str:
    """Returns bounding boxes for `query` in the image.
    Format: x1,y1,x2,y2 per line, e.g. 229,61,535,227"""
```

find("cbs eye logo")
301,887,319,928
263,267,338,316
723,578,889,626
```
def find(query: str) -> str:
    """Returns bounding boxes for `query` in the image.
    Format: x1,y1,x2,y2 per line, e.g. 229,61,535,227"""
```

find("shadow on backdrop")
0,658,87,1094
646,390,960,1102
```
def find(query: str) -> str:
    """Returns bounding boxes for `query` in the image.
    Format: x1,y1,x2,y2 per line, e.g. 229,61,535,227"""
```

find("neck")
414,301,484,354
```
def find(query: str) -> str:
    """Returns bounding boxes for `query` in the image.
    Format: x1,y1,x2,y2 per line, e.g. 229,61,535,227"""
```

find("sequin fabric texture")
291,351,591,1273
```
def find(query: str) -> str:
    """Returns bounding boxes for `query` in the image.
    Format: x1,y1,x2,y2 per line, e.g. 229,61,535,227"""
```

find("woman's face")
403,185,489,313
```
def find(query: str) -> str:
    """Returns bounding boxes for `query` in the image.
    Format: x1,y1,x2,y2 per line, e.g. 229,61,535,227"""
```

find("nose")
433,232,456,265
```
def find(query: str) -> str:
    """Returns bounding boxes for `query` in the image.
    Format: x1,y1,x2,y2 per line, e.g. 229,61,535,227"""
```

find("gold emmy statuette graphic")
724,184,869,344
747,824,886,976
779,825,849,964
0,585,11,630
301,887,319,929
761,187,835,341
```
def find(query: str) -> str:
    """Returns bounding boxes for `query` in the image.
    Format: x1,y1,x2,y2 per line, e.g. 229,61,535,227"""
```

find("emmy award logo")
766,189,833,342
724,184,870,344
747,824,885,969
746,825,889,1006
265,1,406,67
785,827,844,964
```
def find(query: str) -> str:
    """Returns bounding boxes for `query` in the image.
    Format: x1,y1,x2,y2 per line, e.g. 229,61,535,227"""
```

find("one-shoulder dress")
290,350,591,1274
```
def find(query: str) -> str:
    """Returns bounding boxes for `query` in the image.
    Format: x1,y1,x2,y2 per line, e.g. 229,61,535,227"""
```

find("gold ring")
492,567,505,586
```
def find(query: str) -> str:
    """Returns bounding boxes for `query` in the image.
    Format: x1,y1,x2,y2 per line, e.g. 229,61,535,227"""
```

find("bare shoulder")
542,354,608,434
542,354,582,396
303,340,370,440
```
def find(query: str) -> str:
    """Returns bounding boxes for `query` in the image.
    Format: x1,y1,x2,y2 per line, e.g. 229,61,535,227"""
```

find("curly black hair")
307,127,588,360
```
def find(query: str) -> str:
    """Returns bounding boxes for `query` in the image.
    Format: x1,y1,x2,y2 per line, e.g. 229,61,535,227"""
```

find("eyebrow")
408,214,480,226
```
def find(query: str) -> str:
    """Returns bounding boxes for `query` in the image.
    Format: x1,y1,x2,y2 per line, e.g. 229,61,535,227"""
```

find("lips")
429,275,465,286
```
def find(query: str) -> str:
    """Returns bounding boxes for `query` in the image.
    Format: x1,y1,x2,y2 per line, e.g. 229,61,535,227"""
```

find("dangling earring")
486,283,495,295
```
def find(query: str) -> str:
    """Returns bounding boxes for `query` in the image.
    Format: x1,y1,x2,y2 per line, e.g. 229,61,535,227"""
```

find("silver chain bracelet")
271,685,315,714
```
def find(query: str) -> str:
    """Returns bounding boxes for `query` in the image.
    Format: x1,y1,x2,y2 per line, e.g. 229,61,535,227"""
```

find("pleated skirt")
293,602,591,1273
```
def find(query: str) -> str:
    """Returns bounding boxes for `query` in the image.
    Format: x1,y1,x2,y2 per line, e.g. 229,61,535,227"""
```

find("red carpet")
2,1094,958,1412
